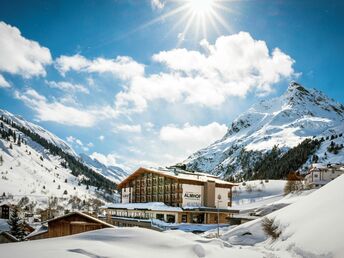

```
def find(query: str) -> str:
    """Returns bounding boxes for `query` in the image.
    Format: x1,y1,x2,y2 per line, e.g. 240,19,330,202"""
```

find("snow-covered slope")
0,120,103,203
0,108,127,187
0,109,76,157
183,82,344,178
0,109,119,208
219,174,344,257
79,153,128,184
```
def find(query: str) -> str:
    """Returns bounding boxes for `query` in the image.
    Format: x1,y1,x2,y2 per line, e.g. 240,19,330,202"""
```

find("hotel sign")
182,184,203,207
184,192,201,200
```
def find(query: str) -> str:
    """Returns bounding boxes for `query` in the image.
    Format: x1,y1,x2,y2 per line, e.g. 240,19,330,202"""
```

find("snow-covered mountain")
183,82,344,178
0,109,76,157
79,153,128,184
0,109,119,206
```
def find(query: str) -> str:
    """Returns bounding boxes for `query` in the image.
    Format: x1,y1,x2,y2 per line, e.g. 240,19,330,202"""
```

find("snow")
232,180,286,209
183,82,344,177
1,176,343,257
151,219,229,232
106,202,183,212
0,227,266,258
0,109,126,193
0,218,9,232
0,112,112,211
79,153,129,184
217,175,344,257
0,109,76,157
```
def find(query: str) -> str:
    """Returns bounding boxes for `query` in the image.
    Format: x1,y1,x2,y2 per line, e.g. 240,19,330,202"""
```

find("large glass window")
166,214,175,223
156,214,164,221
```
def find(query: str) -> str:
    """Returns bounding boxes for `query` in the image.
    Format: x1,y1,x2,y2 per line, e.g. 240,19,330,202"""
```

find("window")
182,214,187,223
166,214,175,223
156,214,164,221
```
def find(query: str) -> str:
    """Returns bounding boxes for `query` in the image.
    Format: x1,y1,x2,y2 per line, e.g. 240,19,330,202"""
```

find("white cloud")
66,136,76,143
55,54,144,80
0,74,10,88
99,135,105,141
45,80,89,94
75,139,83,146
113,123,142,133
151,0,165,10
90,152,120,167
14,88,111,127
160,122,227,153
66,136,93,152
0,21,52,78
115,32,295,114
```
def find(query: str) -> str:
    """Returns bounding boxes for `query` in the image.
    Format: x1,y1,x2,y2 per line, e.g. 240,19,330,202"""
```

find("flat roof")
105,202,238,213
118,167,236,188
105,202,183,212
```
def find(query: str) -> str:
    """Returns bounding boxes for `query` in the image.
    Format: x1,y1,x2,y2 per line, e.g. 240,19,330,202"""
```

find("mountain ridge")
182,82,344,179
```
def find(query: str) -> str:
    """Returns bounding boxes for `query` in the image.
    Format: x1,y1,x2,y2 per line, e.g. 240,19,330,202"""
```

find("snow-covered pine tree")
17,135,21,146
7,207,25,241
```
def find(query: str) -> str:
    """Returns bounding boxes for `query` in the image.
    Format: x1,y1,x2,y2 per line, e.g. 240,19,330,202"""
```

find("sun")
139,0,233,45
188,0,215,15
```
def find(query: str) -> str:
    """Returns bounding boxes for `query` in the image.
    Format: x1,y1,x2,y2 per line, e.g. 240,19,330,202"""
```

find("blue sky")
0,0,343,170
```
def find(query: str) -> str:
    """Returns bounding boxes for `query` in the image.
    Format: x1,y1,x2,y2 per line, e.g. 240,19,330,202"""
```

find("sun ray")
177,10,197,47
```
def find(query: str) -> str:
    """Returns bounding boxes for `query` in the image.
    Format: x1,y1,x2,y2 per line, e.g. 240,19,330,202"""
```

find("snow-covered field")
1,175,343,257
232,180,286,209
0,227,266,258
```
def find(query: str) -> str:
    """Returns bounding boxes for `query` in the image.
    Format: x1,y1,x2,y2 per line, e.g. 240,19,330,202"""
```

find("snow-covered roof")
105,202,183,212
0,231,19,242
118,167,236,188
25,224,48,239
45,211,114,228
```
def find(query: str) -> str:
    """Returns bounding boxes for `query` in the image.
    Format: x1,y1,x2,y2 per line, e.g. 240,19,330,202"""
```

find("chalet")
104,167,238,227
305,163,344,188
26,211,114,240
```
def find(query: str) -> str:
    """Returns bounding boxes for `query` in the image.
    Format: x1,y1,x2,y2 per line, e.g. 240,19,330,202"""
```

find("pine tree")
0,155,3,166
7,207,25,241
17,135,21,146
9,143,13,149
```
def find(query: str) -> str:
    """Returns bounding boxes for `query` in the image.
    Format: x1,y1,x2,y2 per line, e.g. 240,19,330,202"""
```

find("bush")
262,217,281,240
284,172,303,195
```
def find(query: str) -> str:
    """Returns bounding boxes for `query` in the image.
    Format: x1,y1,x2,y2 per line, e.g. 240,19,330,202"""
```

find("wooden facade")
0,232,19,244
28,212,114,240
0,204,11,219
119,167,235,208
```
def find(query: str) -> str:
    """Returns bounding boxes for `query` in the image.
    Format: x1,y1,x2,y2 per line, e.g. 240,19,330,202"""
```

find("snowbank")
221,175,344,257
0,227,265,258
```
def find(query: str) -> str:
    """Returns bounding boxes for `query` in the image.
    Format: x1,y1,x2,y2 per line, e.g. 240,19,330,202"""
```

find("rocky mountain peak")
182,82,344,178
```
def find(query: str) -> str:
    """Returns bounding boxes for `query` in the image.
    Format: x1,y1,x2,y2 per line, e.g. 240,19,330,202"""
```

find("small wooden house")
27,211,114,240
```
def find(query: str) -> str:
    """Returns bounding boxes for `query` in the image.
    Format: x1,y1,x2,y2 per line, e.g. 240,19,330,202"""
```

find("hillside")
183,82,344,179
219,174,344,257
80,153,128,184
0,109,118,208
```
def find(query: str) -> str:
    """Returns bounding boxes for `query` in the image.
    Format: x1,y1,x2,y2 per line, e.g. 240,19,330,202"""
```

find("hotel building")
104,167,237,228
